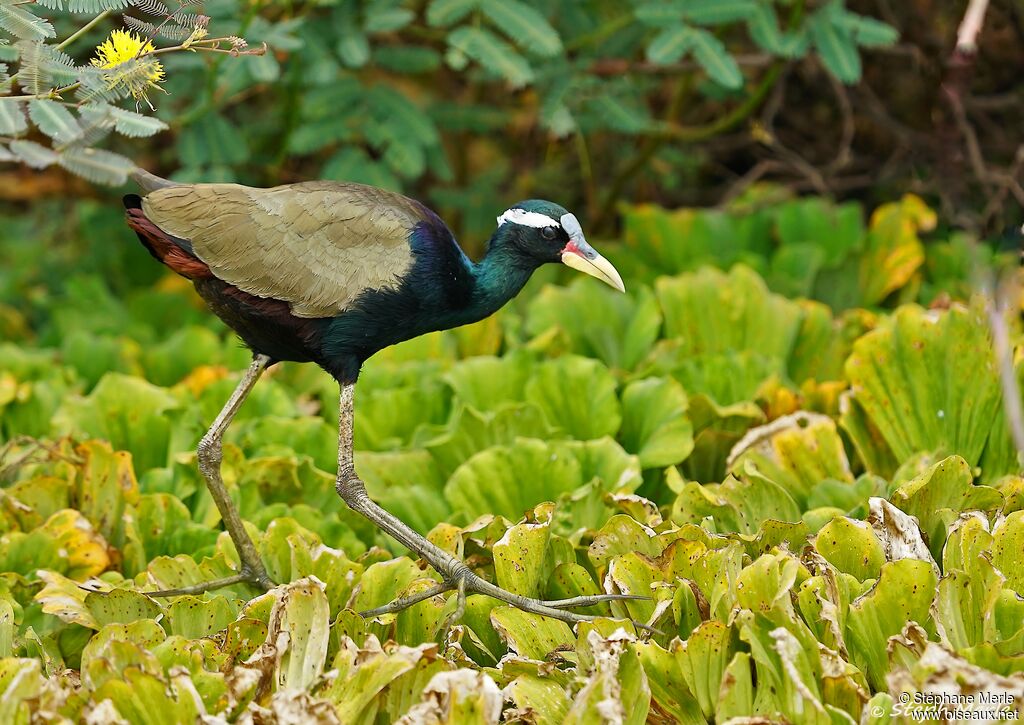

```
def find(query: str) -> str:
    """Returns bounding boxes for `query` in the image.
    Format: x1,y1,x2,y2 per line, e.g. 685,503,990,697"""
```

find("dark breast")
319,218,478,374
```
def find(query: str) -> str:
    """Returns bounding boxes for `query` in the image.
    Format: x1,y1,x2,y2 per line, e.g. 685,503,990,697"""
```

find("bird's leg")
153,355,273,597
334,383,645,626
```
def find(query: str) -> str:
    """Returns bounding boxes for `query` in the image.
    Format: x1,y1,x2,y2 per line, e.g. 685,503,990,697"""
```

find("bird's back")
135,176,442,318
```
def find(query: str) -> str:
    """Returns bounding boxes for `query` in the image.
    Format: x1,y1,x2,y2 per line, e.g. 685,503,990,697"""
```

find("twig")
824,68,855,174
956,0,990,52
947,88,995,197
57,10,111,51
982,145,1024,228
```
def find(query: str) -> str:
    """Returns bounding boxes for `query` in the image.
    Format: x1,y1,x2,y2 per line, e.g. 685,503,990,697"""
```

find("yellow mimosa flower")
91,29,166,99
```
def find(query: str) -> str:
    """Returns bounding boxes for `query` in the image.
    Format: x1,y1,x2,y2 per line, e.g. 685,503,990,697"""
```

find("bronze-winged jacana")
123,168,627,623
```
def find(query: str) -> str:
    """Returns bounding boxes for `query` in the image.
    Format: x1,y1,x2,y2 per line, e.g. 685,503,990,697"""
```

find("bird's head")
495,200,625,292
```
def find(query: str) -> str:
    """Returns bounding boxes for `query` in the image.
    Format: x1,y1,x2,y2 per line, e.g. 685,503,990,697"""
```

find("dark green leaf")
681,0,757,25
365,7,415,33
688,27,743,89
447,26,534,87
479,0,562,57
836,11,899,48
427,0,478,27
810,11,861,84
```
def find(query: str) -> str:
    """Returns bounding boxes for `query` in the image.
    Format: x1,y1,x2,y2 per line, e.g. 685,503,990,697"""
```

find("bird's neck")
470,238,536,316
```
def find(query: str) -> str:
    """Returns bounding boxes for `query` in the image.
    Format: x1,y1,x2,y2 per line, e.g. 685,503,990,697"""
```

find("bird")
122,168,628,624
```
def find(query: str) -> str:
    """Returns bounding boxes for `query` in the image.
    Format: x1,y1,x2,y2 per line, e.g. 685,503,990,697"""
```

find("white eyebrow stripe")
496,208,560,228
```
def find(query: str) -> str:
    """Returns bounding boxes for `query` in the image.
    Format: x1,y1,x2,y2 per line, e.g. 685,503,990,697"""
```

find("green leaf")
358,448,446,520
836,11,899,47
687,26,743,89
8,139,56,168
681,0,757,25
443,351,534,412
108,106,168,138
178,114,249,168
846,559,937,690
646,25,691,64
54,373,180,472
746,4,783,54
492,504,553,598
479,0,562,57
447,27,534,88
587,94,651,134
491,607,574,660
813,517,885,580
85,589,163,628
635,2,685,26
323,636,443,722
655,266,803,362
524,355,621,440
58,147,135,186
5,510,111,580
890,456,1002,561
0,4,55,40
375,46,442,73
566,630,650,725
336,30,370,68
991,510,1024,594
74,439,141,545
635,640,705,724
445,438,581,521
619,377,694,468
424,403,554,481
671,471,801,535
841,303,1006,478
526,280,662,371
427,0,478,27
365,7,415,33
269,578,331,690
677,621,738,719
727,412,853,507
94,668,202,724
0,99,28,136
15,40,78,95
810,10,861,84
504,671,572,725
27,99,81,144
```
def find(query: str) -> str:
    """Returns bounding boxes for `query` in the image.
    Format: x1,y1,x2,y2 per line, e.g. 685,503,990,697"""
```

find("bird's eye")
541,227,558,241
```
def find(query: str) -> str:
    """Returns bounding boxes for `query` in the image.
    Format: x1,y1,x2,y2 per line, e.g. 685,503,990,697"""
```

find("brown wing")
140,181,428,318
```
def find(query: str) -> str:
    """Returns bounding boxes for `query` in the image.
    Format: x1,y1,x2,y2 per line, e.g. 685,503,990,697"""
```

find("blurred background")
2,0,1023,426
2,0,1022,245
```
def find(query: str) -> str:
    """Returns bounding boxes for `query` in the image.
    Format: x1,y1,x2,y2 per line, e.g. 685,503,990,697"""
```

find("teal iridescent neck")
469,227,536,316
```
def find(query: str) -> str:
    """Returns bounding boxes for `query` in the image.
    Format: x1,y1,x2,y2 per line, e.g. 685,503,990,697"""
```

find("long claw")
442,576,468,631
359,582,452,618
543,593,649,609
147,572,254,598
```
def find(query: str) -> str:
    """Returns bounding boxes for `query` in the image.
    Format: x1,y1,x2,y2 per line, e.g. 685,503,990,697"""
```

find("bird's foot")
358,561,647,628
148,563,274,598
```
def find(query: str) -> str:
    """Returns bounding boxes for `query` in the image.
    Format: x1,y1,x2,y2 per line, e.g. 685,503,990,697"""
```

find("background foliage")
2,0,1024,723
3,0,1022,239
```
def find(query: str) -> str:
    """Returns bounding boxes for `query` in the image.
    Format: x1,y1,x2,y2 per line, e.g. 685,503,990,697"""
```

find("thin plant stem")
57,10,111,51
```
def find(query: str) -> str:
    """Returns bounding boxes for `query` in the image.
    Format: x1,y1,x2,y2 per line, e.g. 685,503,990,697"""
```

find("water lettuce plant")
1,193,1022,722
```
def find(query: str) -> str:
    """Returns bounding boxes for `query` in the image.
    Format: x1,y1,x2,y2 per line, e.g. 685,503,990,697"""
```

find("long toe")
542,593,649,609
455,569,599,626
